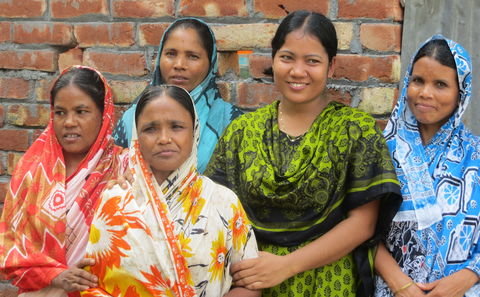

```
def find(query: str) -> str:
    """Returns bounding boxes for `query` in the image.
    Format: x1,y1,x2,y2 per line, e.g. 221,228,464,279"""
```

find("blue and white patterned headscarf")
113,17,242,173
384,34,476,230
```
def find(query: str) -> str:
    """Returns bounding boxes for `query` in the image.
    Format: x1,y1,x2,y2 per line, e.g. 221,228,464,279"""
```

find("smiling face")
272,29,335,106
159,27,210,92
53,84,103,164
407,56,459,137
137,94,194,184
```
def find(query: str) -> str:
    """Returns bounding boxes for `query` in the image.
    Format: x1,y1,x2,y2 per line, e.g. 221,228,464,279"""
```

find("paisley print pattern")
206,100,402,296
376,35,480,297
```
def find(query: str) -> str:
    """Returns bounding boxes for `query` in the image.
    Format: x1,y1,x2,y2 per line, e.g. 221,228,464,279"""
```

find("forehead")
141,95,191,119
281,30,327,54
412,56,458,80
53,85,96,107
163,27,206,51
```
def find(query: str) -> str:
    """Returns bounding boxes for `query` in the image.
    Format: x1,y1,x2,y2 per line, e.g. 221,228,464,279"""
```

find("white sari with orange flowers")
81,92,257,297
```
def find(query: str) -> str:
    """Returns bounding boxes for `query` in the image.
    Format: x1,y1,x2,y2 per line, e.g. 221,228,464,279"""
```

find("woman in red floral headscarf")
0,65,127,297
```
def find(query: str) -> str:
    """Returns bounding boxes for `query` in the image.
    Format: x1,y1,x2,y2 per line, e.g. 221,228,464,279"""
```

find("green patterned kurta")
206,101,401,297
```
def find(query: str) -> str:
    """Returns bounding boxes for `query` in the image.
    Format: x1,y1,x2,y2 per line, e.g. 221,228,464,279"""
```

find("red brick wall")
0,0,403,293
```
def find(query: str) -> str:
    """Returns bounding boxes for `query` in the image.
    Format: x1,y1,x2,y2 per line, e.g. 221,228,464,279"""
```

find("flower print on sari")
140,265,194,297
87,193,149,279
229,201,250,251
209,231,228,281
180,177,206,224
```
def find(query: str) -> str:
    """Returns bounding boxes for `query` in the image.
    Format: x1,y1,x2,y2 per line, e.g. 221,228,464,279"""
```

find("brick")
0,50,58,72
0,105,4,128
0,0,46,18
84,50,147,77
236,82,280,109
0,22,12,43
35,77,55,102
51,0,108,18
327,88,352,106
335,22,354,51
360,23,402,52
218,52,239,77
0,130,30,151
216,82,233,103
138,23,169,46
179,0,247,17
0,78,30,99
110,80,148,104
113,0,174,18
254,0,328,18
358,87,396,115
58,48,83,71
0,152,4,175
13,22,74,46
8,152,24,176
75,23,135,47
338,0,403,21
333,54,400,83
248,54,271,79
212,24,278,51
0,181,9,205
7,104,50,128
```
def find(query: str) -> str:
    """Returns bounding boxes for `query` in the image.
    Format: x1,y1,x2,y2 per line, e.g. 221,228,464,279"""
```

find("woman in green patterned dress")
205,10,402,297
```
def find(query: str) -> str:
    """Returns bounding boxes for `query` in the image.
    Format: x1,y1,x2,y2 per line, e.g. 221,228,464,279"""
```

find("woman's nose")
157,130,171,144
64,113,77,127
289,61,307,77
419,84,433,99
173,56,186,70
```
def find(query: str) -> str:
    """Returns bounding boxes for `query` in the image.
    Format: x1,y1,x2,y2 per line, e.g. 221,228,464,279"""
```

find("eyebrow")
54,104,91,109
278,49,324,59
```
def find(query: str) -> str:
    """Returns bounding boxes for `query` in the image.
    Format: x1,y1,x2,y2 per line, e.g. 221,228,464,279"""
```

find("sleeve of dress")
1,257,66,291
343,120,402,240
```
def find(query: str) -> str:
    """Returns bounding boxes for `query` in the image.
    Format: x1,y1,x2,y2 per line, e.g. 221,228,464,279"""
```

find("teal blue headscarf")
113,17,242,172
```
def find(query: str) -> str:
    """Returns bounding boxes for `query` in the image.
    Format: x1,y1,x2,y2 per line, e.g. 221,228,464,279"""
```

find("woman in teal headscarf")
113,18,242,172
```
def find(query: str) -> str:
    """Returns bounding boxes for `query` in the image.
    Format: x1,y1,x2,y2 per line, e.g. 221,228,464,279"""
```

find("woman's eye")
164,51,175,57
411,77,423,84
54,111,64,116
172,124,184,130
436,81,447,88
280,55,293,61
189,54,199,60
78,110,88,114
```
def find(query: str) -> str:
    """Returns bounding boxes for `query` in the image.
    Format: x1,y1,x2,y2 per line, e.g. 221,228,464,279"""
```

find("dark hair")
271,10,337,62
162,19,214,64
135,85,196,126
51,67,105,113
413,39,456,70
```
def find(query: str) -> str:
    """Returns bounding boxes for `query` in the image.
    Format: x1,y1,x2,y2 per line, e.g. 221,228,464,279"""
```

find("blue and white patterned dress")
375,35,480,297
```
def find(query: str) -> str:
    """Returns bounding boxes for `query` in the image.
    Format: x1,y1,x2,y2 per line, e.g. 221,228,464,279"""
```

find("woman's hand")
231,251,294,290
393,282,426,297
51,258,97,292
416,269,479,297
107,168,134,190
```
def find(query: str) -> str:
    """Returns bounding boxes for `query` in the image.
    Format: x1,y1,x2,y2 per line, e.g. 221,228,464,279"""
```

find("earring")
168,137,172,143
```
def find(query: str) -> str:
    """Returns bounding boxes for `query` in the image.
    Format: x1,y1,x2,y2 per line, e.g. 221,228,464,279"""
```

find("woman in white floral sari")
81,85,258,297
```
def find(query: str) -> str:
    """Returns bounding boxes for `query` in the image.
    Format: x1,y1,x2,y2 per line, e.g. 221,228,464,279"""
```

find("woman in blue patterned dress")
375,35,480,297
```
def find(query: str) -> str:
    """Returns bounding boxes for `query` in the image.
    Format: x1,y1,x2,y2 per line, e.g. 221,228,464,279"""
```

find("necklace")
278,102,304,143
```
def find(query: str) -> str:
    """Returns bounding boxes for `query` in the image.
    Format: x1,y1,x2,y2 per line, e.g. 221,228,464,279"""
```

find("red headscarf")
0,65,126,295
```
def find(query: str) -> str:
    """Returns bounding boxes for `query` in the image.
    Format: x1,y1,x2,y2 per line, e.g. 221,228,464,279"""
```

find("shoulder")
200,175,240,204
227,103,275,129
